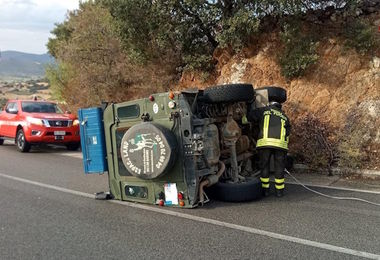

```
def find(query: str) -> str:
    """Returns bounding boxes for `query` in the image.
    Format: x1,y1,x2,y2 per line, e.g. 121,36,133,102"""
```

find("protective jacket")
249,104,291,150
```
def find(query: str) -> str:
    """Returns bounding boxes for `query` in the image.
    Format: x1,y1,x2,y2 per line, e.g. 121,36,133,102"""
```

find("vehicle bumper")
24,125,80,144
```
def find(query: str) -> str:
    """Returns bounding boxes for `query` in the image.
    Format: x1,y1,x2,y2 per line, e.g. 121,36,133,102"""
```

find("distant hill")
0,51,54,79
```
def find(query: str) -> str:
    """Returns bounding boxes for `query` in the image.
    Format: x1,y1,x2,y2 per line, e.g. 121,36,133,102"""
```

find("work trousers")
258,148,286,190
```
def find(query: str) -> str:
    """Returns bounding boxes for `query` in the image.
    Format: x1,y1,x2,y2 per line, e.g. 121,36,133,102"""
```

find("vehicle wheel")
0,138,4,145
256,86,287,103
203,84,254,103
206,177,262,202
66,142,80,151
120,123,178,180
16,129,31,152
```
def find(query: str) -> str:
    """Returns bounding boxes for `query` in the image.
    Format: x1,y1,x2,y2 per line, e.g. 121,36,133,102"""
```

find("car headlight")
73,119,79,126
27,117,44,126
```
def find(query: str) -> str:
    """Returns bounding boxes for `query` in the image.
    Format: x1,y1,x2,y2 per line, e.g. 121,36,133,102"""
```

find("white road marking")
41,148,380,195
0,173,380,259
57,152,83,159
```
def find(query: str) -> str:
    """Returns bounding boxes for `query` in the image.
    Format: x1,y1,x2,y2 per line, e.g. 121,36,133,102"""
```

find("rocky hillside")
47,0,380,171
180,32,380,171
232,42,377,166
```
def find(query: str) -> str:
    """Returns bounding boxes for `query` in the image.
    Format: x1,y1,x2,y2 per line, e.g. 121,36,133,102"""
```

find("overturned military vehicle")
79,84,288,208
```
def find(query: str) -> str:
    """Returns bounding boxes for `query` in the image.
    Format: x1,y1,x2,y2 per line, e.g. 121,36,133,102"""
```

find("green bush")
183,54,214,72
279,23,319,79
337,109,371,169
217,8,260,51
337,136,365,169
0,98,7,109
343,20,376,55
28,84,49,93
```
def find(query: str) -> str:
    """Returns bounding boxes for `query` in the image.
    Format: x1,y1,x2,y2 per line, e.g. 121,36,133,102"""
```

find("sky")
0,0,80,54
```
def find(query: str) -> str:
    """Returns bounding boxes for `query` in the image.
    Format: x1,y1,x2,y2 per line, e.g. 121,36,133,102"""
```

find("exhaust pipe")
199,161,225,206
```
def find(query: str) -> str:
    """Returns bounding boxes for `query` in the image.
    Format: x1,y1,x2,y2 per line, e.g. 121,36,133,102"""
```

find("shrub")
337,133,366,169
183,54,215,72
217,8,260,51
336,106,374,169
279,23,319,79
289,114,337,173
343,20,376,55
0,98,7,108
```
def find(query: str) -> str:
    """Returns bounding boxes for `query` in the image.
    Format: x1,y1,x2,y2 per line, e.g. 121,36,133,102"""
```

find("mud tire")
203,84,254,103
206,177,262,202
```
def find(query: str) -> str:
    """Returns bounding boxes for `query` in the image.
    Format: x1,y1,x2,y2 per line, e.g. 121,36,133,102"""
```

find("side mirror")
65,111,72,114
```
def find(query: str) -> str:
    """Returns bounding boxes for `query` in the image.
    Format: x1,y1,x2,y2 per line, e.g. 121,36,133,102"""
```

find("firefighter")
249,101,291,197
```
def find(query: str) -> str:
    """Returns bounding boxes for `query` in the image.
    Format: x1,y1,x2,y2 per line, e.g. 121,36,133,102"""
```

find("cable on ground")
284,169,380,207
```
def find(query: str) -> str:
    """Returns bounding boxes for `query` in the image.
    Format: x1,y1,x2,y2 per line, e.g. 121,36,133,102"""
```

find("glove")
242,115,249,125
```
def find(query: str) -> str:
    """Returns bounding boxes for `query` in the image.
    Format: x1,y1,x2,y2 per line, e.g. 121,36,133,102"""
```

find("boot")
262,188,270,197
275,189,284,198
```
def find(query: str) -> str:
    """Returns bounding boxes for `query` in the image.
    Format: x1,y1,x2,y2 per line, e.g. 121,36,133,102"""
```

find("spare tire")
120,123,177,180
206,177,262,202
256,86,287,103
203,84,254,103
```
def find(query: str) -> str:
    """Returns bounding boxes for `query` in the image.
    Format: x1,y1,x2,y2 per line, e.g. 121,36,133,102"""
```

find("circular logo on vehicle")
153,103,159,114
120,123,176,179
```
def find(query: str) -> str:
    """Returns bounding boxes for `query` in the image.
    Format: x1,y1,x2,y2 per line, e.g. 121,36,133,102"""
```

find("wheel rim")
17,132,24,149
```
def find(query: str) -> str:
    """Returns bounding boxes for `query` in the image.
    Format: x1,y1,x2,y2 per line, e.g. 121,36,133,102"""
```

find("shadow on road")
1,140,81,154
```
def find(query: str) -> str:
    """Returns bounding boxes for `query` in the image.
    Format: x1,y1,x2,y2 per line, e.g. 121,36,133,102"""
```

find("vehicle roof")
7,100,56,104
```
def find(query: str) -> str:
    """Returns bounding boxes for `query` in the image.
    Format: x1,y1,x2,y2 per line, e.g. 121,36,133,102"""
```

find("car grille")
46,132,72,136
48,120,70,127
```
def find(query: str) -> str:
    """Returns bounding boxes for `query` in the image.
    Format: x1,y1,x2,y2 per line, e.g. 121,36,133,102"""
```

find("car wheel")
206,177,262,202
66,142,80,151
255,86,287,103
0,138,4,145
203,84,255,103
16,129,31,152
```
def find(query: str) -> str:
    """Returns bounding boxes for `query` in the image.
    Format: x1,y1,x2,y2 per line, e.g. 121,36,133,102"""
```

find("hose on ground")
285,169,380,207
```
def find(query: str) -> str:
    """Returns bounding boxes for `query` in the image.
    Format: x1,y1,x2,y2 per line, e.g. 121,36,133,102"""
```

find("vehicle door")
0,105,5,135
2,102,19,138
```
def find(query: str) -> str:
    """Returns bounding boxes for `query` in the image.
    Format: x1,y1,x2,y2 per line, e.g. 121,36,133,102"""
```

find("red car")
0,99,80,152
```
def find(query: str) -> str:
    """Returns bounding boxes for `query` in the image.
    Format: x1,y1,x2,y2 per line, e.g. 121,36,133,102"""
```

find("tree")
47,2,145,110
47,0,365,109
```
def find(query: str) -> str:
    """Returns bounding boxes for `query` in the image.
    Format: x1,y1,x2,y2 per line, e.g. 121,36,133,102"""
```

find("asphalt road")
1,142,380,260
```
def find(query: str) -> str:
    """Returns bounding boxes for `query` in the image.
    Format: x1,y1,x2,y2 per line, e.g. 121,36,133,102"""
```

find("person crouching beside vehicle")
249,101,291,197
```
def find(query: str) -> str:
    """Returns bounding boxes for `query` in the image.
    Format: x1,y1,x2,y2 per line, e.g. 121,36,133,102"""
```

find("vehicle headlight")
73,119,79,126
27,117,44,126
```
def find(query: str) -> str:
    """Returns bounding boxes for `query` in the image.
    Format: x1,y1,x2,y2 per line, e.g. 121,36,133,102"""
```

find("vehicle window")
117,104,140,119
6,102,17,113
21,102,63,113
116,128,133,177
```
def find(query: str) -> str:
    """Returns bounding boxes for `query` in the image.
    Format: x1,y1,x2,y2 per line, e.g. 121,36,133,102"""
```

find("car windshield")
21,102,63,114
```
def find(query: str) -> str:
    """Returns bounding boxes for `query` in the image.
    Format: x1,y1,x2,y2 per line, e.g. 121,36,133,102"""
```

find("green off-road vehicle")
79,84,288,208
